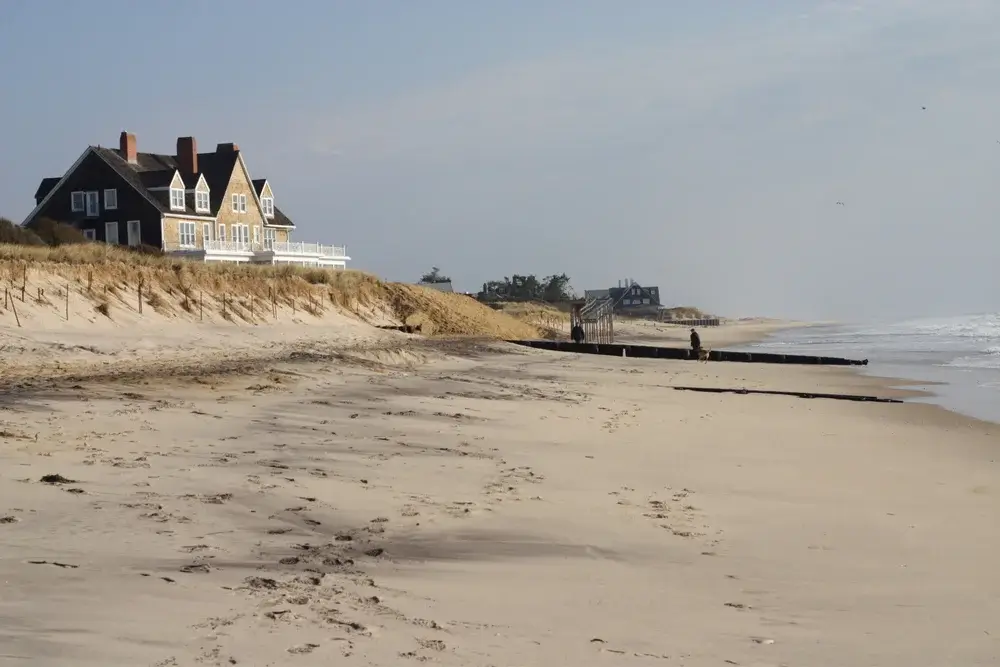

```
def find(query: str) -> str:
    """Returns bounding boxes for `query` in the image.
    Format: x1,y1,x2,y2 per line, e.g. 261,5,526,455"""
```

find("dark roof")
138,169,177,188
77,146,293,226
251,178,267,194
34,177,61,202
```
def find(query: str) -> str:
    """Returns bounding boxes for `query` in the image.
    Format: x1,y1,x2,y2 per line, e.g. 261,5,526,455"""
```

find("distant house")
417,280,454,293
24,131,351,268
610,283,660,311
585,282,661,313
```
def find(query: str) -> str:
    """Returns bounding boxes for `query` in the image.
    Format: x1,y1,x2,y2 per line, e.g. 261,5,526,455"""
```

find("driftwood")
671,385,903,404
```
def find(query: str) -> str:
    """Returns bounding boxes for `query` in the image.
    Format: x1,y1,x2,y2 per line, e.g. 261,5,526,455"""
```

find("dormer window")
231,193,247,213
195,190,210,213
169,187,185,211
261,196,274,217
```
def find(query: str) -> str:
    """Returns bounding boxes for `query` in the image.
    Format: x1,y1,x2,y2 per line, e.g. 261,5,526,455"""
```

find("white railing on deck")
204,239,253,253
166,240,348,258
266,241,348,257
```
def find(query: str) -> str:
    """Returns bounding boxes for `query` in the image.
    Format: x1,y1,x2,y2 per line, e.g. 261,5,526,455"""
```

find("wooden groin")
506,340,868,367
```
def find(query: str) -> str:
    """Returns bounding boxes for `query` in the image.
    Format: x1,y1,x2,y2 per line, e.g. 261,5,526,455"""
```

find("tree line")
418,266,576,302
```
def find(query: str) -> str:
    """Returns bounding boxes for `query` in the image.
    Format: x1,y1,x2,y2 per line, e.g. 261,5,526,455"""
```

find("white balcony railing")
266,241,348,258
166,239,349,259
204,239,254,253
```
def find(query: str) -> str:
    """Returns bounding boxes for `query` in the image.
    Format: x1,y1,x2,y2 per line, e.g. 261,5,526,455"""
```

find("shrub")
26,217,89,246
0,217,45,246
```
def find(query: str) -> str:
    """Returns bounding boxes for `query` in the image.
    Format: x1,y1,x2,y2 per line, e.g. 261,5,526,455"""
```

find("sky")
1,0,999,322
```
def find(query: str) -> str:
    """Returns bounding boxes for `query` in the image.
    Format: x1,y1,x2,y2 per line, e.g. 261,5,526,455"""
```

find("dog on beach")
697,347,712,362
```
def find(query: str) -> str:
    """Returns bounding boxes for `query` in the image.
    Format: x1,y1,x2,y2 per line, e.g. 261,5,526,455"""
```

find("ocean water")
737,313,1000,424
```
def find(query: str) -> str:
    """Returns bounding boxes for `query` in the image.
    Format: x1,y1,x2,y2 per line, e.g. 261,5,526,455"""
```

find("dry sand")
1,318,998,666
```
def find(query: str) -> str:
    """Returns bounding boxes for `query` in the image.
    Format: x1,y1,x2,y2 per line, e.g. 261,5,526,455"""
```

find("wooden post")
250,293,254,316
292,298,295,315
138,280,143,314
4,286,7,309
21,264,26,302
10,294,20,328
272,289,277,319
36,287,41,301
200,291,203,321
65,284,69,320
87,271,93,292
222,294,227,319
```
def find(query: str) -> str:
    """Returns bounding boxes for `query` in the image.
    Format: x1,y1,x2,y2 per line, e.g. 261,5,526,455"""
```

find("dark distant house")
610,283,660,311
417,280,454,293
24,131,350,268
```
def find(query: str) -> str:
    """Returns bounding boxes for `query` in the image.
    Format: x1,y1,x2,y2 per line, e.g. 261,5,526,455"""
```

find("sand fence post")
21,264,26,302
66,283,70,321
10,292,21,327
138,279,143,315
200,291,204,322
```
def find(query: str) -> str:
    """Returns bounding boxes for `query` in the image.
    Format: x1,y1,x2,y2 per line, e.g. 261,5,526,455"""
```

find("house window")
218,224,226,242
264,227,276,249
71,191,85,212
126,220,141,247
104,189,118,210
85,191,100,217
195,190,210,213
234,224,249,245
252,225,260,245
105,221,119,245
642,298,650,304
261,196,274,217
231,193,247,213
82,229,96,241
203,223,213,243
178,221,196,248
169,187,185,211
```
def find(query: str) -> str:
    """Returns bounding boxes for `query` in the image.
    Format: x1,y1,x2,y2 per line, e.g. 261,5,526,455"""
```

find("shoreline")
738,321,1000,428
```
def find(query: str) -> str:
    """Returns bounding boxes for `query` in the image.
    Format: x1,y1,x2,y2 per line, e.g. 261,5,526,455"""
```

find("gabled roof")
34,177,60,202
28,142,296,227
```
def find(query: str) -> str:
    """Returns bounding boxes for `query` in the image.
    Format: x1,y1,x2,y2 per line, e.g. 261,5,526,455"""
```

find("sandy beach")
1,315,998,666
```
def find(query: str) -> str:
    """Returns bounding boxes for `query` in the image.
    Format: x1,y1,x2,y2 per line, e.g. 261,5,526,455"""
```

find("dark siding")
27,151,163,247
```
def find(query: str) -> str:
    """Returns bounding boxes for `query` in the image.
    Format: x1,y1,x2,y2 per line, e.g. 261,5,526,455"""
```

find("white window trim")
237,193,247,213
218,224,226,242
203,222,212,242
178,221,196,248
71,191,85,212
82,228,96,241
85,191,99,217
231,194,239,212
252,225,260,245
195,190,210,213
169,187,185,211
126,220,141,247
105,221,119,245
261,196,274,217
104,189,118,210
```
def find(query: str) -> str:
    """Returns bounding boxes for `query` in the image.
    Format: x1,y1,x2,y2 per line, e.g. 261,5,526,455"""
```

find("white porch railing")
266,241,348,258
166,240,349,259
204,239,254,253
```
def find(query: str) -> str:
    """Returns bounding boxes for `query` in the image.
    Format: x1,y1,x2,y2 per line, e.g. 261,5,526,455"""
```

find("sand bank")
1,322,997,666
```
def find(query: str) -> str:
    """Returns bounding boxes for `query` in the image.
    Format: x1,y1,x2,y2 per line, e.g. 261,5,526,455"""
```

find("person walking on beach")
690,328,701,355
571,323,585,344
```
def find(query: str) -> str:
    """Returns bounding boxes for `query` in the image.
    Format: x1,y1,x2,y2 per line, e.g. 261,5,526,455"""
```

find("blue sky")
2,0,999,320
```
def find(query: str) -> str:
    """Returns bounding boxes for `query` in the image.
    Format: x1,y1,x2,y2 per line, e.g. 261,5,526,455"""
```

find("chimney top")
177,136,198,174
216,142,239,153
119,131,137,164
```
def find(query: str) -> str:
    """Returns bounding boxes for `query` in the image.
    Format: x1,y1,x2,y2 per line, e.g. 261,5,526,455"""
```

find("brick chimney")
216,142,239,153
176,136,198,173
119,131,137,163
